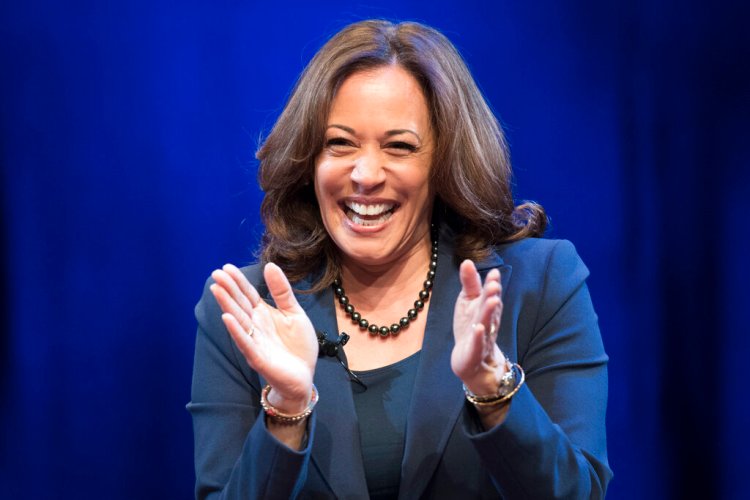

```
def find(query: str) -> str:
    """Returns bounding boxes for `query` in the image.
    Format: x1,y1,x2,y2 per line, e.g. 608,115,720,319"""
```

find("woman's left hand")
451,260,508,397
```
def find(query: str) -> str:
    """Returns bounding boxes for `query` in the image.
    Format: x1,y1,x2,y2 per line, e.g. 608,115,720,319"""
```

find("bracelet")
463,362,525,407
465,358,515,401
260,384,318,425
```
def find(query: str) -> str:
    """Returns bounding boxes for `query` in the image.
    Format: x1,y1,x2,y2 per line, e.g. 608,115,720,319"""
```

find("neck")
339,233,433,311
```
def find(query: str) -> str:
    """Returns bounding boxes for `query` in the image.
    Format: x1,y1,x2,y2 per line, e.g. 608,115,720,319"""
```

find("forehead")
328,65,431,130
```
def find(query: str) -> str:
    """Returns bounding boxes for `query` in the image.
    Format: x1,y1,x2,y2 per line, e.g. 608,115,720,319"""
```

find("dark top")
352,351,421,499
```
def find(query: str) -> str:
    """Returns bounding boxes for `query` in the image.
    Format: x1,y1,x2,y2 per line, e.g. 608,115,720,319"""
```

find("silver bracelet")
463,361,525,407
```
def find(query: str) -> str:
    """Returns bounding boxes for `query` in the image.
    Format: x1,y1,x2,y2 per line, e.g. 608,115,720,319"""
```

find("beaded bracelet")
463,362,525,407
260,384,319,425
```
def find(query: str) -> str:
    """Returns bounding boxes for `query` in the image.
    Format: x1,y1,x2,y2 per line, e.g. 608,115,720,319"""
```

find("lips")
342,200,398,227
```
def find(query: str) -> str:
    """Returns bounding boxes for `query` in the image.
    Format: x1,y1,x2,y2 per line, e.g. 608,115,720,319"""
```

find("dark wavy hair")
256,20,547,291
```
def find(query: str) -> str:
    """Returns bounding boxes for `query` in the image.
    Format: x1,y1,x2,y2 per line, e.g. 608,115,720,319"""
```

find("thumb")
263,262,303,314
459,259,482,299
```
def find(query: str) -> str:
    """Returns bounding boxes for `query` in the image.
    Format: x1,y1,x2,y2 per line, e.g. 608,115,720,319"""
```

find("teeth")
343,201,396,226
350,212,393,226
346,201,395,216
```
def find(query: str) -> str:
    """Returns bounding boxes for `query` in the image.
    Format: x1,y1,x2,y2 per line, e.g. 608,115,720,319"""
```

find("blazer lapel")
397,245,464,499
282,229,513,499
297,280,369,499
398,235,511,499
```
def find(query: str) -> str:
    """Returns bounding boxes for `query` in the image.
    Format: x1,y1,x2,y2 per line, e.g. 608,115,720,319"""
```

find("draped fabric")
1,2,747,498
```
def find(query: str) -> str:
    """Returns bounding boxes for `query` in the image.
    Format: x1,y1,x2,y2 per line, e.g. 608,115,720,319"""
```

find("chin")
337,239,393,265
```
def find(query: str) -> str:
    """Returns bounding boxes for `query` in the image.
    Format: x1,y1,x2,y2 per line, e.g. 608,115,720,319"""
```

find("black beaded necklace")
333,228,438,338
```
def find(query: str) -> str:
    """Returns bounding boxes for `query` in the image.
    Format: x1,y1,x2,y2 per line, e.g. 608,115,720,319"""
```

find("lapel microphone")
316,330,349,357
316,331,367,390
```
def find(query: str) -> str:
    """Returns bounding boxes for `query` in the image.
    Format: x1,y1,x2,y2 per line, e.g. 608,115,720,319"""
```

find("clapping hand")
451,260,508,397
209,263,318,413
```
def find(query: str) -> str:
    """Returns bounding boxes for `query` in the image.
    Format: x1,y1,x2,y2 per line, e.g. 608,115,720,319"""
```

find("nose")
350,148,386,191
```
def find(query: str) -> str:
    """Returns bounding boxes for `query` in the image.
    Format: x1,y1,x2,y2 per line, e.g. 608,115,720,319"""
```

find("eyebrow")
326,124,422,142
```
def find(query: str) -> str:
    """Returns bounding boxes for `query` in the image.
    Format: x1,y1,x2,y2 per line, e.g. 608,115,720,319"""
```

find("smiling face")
314,65,435,269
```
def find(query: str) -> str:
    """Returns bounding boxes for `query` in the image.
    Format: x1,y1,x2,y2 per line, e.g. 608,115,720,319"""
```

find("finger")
485,267,502,285
482,278,501,299
210,283,254,333
222,263,262,307
476,268,501,313
459,259,482,299
477,295,502,338
221,312,255,345
482,270,503,332
221,313,265,370
457,323,486,376
264,262,303,314
212,269,256,316
478,268,501,302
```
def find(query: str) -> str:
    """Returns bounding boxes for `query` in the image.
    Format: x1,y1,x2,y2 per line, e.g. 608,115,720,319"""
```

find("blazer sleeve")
466,239,613,499
187,275,314,500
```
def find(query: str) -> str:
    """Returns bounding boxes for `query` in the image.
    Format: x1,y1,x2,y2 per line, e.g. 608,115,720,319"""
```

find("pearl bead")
331,235,439,340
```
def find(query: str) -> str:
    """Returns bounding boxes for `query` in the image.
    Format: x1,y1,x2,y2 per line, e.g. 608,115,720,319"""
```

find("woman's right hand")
209,262,318,414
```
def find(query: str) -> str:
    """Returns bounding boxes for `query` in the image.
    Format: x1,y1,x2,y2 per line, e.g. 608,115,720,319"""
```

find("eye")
325,137,356,154
385,141,418,155
326,138,350,146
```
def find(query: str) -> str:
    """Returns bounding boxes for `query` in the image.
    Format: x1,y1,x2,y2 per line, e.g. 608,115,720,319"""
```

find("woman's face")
314,65,435,268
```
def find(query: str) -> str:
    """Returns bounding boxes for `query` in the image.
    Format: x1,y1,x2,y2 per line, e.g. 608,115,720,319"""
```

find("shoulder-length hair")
256,19,546,290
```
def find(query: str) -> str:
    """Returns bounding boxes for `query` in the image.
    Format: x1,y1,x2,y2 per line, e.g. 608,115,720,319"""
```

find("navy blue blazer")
188,232,612,499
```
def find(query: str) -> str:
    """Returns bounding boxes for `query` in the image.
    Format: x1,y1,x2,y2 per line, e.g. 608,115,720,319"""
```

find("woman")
189,20,612,499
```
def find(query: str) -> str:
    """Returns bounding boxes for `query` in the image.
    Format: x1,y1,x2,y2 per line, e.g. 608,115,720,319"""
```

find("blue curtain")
2,1,748,498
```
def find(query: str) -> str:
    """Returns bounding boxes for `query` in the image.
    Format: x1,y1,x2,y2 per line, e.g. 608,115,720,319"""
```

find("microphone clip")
316,330,350,358
315,330,366,391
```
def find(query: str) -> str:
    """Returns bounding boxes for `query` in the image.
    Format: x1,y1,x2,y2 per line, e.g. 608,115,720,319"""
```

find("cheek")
313,163,339,216
400,166,432,197
314,159,338,192
313,162,328,199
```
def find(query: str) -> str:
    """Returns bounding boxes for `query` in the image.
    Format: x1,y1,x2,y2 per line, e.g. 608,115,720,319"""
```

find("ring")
489,324,496,336
247,325,255,336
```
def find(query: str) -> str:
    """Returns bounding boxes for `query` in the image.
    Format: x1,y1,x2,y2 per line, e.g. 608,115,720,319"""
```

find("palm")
451,261,505,386
209,262,318,403
244,297,317,394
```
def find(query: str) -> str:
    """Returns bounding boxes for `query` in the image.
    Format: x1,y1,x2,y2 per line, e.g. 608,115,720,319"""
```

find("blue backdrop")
2,1,748,498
